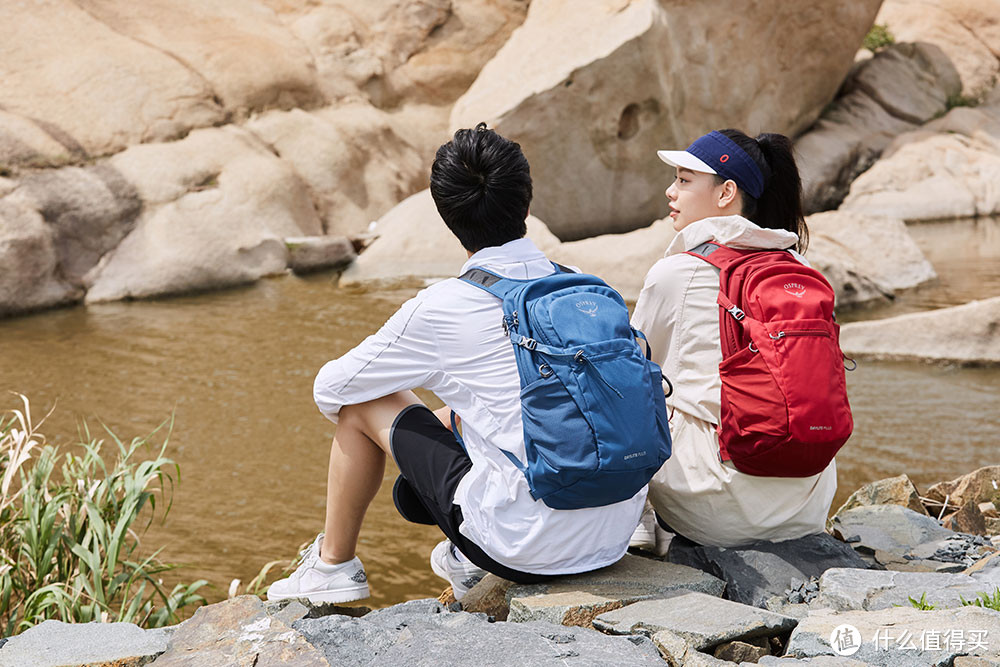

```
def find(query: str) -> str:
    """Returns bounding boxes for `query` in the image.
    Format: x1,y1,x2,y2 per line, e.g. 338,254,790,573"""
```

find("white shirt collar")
460,237,549,276
665,215,799,256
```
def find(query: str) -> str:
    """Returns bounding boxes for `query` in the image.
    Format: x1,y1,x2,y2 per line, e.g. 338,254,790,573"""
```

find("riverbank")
4,468,1000,666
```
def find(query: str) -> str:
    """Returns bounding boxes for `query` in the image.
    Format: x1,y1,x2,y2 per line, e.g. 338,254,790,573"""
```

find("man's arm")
314,295,440,423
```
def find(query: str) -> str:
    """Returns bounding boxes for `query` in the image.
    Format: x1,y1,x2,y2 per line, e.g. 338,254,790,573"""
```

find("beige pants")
648,409,838,548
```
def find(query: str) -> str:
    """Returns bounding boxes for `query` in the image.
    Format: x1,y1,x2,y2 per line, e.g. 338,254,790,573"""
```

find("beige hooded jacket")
631,215,838,547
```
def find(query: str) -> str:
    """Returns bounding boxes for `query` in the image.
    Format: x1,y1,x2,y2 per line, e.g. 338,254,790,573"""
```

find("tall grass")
0,394,206,636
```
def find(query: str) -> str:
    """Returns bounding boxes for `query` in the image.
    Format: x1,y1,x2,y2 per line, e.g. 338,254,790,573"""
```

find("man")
267,123,645,604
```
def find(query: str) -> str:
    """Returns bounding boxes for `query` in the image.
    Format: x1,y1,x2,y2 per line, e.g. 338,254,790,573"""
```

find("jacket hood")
665,215,799,257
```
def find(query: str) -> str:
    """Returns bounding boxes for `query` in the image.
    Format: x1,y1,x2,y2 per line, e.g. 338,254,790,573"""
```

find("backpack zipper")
769,329,830,339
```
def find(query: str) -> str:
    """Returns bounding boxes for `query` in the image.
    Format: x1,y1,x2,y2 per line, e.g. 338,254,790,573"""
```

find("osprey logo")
783,282,806,298
575,300,599,317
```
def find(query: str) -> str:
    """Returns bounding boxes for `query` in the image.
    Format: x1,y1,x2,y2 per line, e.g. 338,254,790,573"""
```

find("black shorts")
388,404,552,585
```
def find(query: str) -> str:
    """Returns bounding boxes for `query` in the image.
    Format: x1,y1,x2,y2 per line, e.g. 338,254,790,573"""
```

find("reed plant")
0,394,206,636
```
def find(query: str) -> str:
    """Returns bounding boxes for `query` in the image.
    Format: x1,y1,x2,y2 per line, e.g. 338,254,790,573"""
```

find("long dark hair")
714,129,808,253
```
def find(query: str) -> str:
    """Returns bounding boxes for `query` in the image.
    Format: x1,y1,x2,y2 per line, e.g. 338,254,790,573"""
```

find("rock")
0,619,172,667
816,567,995,611
0,199,81,317
338,189,561,288
0,0,225,157
713,637,770,662
265,0,528,108
8,163,142,285
452,0,882,239
804,212,935,308
664,532,869,609
966,552,1000,577
926,466,1000,513
834,474,929,517
838,297,1000,365
955,657,1000,667
876,0,1000,98
286,237,356,274
990,519,1000,537
245,104,426,237
982,503,999,518
594,590,798,651
796,88,916,213
757,658,868,666
461,574,514,621
152,595,325,666
506,553,725,627
943,501,990,536
85,126,322,302
850,43,961,125
785,606,1000,664
0,109,84,172
840,129,1000,222
547,217,676,302
829,505,955,557
293,598,665,666
651,628,689,666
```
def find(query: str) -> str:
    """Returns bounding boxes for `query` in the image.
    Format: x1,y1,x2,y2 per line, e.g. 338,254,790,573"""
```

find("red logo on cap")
719,154,730,163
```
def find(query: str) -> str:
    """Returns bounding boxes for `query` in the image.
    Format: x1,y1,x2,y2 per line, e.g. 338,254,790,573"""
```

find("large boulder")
451,0,883,239
547,217,676,302
876,0,1000,99
926,467,1000,514
0,0,225,158
85,126,322,302
840,128,1000,222
75,0,321,118
264,0,528,108
838,297,1000,365
834,474,929,517
0,619,172,667
0,199,81,317
795,41,961,213
0,110,86,172
246,104,426,237
338,189,561,288
804,211,936,308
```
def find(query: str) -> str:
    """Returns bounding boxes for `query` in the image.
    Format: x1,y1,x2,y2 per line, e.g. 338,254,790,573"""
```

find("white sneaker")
266,534,370,604
629,503,657,552
430,540,487,600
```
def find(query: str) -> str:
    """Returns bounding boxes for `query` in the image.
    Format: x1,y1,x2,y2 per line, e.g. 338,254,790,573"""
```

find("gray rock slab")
293,598,664,666
756,657,867,666
593,590,797,651
286,235,356,274
506,553,724,626
830,504,955,555
786,606,1000,666
665,532,869,609
0,619,172,667
818,567,999,611
151,594,326,666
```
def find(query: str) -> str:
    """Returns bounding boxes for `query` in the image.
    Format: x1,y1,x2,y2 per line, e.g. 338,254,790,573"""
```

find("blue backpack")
456,263,672,510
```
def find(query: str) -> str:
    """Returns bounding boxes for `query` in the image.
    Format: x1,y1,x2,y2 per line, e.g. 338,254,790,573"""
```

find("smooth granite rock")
665,532,869,609
0,619,172,667
817,568,998,611
786,606,1000,665
506,553,725,627
285,236,356,274
293,598,664,666
593,590,798,651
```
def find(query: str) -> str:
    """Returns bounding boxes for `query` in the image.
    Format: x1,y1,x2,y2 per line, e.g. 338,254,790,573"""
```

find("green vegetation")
961,587,1000,612
946,92,981,110
0,394,206,637
863,23,895,52
907,592,936,610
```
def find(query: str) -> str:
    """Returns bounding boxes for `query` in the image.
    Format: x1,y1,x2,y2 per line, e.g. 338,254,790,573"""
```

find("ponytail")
715,129,808,253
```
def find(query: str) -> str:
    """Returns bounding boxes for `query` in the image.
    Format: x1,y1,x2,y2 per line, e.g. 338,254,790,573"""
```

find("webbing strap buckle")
727,305,746,321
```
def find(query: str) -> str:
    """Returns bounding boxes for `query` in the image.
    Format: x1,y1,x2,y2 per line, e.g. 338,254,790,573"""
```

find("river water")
1,217,998,609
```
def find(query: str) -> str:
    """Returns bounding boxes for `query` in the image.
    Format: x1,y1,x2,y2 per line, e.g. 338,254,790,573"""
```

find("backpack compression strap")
458,262,572,300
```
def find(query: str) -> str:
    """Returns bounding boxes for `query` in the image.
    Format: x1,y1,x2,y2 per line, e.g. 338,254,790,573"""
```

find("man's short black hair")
429,122,532,253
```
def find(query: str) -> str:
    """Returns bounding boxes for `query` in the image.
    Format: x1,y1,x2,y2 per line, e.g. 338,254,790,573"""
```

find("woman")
631,129,837,548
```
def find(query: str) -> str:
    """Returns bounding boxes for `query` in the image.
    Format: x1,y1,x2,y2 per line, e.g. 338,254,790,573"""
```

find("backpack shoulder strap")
685,241,756,270
458,267,521,300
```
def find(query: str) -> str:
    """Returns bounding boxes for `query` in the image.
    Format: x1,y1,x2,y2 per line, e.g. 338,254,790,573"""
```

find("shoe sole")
267,584,370,605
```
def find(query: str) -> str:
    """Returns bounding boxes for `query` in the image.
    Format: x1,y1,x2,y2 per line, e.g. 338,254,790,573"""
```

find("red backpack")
686,241,853,477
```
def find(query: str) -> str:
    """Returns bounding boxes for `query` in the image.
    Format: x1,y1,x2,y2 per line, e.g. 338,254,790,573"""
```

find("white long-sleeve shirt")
314,237,645,574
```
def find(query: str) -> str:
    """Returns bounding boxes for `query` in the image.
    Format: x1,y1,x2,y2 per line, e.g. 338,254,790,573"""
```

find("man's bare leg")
319,390,423,564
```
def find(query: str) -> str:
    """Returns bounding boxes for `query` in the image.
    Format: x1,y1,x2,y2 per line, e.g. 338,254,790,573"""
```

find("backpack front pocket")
719,343,787,437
